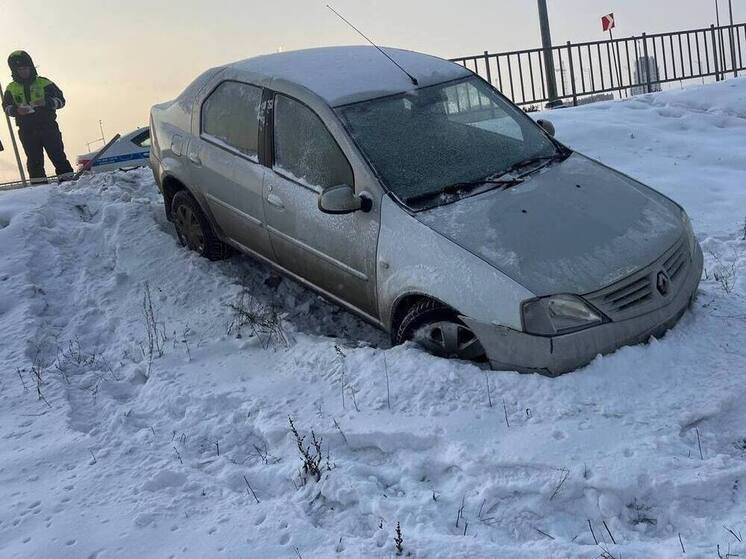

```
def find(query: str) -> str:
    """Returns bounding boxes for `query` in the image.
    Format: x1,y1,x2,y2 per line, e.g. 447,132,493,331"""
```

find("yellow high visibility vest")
6,77,51,106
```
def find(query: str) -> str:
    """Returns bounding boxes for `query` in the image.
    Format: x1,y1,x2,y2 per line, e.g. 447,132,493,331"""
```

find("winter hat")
8,50,36,81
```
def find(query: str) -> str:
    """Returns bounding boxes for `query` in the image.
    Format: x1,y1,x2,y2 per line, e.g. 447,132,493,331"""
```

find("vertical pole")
609,29,625,98
566,42,577,106
728,0,737,77
483,50,492,85
537,0,561,107
711,24,721,81
715,0,726,77
0,80,27,187
641,33,653,93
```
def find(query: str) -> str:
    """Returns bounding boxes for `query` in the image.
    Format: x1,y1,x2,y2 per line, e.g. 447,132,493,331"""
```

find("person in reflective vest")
2,51,74,183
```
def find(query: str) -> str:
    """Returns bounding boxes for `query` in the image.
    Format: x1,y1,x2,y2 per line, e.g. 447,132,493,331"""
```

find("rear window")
201,81,262,159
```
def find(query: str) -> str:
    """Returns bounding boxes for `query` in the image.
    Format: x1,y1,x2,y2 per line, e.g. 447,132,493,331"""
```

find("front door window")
273,94,353,190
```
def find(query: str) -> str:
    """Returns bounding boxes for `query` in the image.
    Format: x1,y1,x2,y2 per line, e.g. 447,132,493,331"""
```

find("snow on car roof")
228,46,471,106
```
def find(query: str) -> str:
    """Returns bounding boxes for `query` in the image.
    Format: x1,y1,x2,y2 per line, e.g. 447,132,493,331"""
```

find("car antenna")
326,4,419,86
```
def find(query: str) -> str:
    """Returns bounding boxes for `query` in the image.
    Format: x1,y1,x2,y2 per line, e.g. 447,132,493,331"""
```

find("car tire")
171,190,230,261
393,299,486,362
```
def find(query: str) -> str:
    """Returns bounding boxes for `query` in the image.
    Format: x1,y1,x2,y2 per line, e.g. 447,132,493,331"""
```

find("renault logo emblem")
656,271,670,296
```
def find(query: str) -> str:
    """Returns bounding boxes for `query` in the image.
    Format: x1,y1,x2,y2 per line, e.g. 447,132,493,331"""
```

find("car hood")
414,153,684,296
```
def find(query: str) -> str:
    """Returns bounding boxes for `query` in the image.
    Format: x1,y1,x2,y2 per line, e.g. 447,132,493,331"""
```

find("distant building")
631,56,662,95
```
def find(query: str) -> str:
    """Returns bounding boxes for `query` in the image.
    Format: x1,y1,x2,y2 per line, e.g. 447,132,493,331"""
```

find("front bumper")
464,243,703,376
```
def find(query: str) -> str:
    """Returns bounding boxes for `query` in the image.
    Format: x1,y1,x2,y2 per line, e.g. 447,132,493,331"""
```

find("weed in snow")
243,475,260,503
172,325,192,361
249,441,280,465
394,521,404,555
383,354,392,410
19,338,119,406
288,416,334,485
334,345,362,411
227,290,289,348
141,282,167,374
628,498,657,527
54,338,119,401
550,467,570,501
26,347,51,407
705,247,738,294
716,542,741,558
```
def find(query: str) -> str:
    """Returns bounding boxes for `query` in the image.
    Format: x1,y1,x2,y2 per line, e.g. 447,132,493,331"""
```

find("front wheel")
394,300,486,362
171,190,229,261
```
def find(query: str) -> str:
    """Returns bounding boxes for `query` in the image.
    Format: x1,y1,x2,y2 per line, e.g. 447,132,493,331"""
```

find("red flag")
601,13,615,32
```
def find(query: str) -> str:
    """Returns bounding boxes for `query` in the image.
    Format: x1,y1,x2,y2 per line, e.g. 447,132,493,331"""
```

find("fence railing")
451,23,745,108
0,175,71,191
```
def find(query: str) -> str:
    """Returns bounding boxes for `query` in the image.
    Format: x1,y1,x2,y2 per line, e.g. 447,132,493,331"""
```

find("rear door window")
201,81,262,159
131,130,151,148
273,94,353,190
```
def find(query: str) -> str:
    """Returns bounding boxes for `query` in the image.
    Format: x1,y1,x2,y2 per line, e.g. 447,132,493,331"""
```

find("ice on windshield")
337,76,555,204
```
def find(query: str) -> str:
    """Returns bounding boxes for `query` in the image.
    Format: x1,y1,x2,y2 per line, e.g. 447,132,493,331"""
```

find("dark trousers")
18,123,74,182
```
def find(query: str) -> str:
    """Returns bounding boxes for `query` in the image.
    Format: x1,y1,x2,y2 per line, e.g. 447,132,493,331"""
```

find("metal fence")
451,23,746,108
0,176,67,191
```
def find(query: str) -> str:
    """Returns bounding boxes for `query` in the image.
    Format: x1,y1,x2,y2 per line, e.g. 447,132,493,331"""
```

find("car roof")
226,46,472,107
121,126,148,140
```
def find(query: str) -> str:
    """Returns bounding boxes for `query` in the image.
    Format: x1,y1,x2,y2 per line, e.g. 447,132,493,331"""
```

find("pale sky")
1,0,743,181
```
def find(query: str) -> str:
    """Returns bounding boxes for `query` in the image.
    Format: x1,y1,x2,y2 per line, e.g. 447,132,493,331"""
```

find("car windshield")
336,76,559,207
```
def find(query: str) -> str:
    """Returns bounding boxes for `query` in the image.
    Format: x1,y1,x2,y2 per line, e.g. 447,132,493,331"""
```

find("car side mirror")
537,119,556,137
318,184,371,214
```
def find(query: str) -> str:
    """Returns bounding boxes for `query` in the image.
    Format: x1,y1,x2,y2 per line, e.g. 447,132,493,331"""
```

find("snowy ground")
1,78,745,559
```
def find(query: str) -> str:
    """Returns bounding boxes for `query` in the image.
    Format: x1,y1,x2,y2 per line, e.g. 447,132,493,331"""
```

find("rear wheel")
171,190,229,261
394,299,486,362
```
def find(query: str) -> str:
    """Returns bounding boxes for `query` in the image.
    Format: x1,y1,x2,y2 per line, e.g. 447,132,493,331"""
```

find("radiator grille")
585,237,691,321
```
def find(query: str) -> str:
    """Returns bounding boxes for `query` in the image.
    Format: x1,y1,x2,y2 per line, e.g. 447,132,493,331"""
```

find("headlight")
522,294,606,336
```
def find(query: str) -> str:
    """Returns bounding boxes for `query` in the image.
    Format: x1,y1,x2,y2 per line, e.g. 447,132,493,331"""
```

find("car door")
126,128,151,170
188,80,272,258
263,93,378,316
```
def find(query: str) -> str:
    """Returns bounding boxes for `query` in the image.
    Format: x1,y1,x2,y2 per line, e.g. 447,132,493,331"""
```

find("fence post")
728,2,738,78
537,0,561,107
711,24,721,81
0,80,27,187
483,50,493,85
641,33,653,93
566,42,578,106
729,25,738,78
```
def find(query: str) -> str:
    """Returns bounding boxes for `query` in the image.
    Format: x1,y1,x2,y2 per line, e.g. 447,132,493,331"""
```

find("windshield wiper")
503,151,568,178
406,176,522,206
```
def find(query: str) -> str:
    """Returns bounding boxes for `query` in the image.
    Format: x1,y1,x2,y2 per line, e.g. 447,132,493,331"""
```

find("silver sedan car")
149,46,703,374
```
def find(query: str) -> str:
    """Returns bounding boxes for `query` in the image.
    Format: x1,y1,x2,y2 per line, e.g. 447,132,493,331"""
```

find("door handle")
266,193,284,209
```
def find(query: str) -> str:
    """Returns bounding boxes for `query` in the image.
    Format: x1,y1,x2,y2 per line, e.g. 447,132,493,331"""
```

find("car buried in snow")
148,46,703,375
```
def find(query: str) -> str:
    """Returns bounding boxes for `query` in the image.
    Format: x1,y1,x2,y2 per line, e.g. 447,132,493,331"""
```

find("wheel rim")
414,321,485,361
174,205,205,253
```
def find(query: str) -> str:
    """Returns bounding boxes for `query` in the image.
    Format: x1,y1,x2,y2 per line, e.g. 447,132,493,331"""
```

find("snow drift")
1,78,745,558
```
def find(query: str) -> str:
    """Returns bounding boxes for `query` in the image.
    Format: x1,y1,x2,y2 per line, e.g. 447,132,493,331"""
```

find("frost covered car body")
148,46,703,374
77,127,150,173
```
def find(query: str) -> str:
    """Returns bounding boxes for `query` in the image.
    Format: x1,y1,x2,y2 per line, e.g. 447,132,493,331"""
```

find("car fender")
164,173,224,233
377,195,534,332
